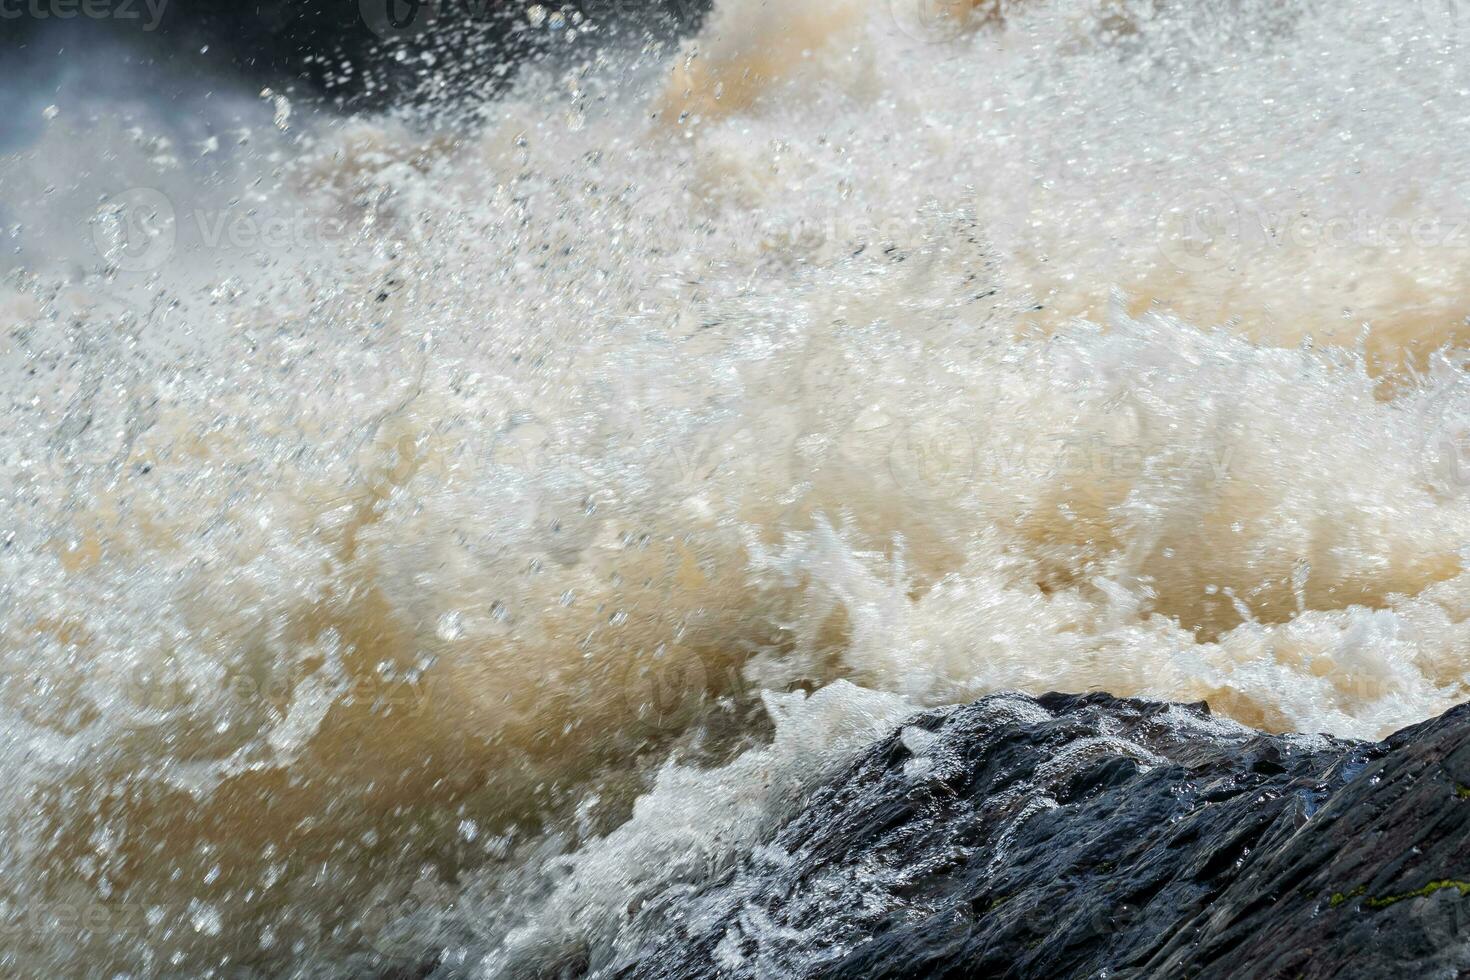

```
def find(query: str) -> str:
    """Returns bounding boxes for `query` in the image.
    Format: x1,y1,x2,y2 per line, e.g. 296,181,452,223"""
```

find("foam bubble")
5,0,1470,973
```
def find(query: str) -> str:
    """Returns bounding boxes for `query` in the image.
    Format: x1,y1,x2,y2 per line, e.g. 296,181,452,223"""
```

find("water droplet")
189,901,222,936
436,611,464,642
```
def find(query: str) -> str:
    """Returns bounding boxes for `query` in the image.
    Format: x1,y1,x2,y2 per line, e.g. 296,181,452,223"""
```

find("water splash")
4,0,1470,974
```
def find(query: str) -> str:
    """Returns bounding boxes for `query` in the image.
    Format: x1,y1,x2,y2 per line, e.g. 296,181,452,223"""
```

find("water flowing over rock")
611,692,1470,979
9,0,1470,974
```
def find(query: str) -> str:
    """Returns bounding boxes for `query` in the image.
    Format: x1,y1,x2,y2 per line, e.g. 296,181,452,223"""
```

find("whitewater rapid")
4,0,1470,974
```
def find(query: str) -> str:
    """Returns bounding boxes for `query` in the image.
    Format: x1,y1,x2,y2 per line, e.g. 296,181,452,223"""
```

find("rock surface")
0,0,704,109
611,692,1470,979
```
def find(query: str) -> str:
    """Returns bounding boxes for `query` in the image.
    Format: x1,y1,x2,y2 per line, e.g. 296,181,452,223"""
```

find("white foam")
4,0,1470,972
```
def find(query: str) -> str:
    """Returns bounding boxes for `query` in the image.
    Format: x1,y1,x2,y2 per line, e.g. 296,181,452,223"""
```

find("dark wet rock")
0,0,705,111
612,692,1470,979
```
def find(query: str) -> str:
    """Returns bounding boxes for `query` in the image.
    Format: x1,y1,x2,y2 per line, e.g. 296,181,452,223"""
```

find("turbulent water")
4,0,1470,975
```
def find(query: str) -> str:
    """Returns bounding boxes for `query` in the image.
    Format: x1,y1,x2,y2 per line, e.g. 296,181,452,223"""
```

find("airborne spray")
3,0,1470,975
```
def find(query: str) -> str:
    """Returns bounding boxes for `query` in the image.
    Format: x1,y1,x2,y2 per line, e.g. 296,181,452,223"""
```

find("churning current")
3,0,1470,975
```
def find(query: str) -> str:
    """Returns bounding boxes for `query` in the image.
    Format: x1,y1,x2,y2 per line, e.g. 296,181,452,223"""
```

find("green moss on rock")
1363,879,1470,910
